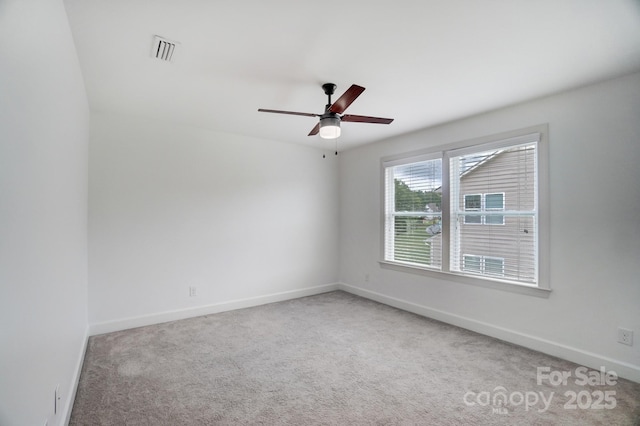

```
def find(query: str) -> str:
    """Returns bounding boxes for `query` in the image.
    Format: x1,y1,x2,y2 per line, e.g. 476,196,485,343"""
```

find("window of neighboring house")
484,256,505,276
382,126,549,294
464,255,505,277
463,194,482,224
463,193,505,225
462,254,482,273
485,193,505,225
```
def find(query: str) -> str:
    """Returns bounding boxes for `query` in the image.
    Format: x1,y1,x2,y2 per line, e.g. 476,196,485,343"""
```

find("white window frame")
380,125,550,297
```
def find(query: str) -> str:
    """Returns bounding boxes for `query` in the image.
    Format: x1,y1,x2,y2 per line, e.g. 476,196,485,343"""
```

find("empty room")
1,0,640,425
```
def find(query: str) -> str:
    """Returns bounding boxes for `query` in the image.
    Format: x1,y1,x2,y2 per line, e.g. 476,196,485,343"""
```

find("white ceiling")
64,0,640,150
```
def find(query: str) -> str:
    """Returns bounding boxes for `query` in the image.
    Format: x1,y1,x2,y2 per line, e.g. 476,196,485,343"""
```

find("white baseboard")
89,283,340,336
62,325,89,426
338,283,640,384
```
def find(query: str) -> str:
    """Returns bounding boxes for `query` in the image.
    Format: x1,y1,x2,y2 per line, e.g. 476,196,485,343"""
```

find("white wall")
88,113,339,328
0,1,90,425
339,72,640,381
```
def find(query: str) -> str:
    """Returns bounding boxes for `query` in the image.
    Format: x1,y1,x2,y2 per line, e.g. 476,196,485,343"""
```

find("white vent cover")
151,35,179,62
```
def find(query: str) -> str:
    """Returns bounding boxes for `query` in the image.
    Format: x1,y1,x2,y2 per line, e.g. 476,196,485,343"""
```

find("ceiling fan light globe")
319,116,341,139
319,125,341,139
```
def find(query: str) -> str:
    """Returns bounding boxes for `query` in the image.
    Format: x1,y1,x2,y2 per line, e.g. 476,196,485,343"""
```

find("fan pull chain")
322,139,339,158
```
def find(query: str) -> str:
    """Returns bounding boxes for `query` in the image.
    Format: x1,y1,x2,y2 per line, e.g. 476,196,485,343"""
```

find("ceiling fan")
258,83,394,139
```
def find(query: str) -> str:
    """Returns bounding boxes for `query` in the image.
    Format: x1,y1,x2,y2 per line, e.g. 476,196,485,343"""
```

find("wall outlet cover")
618,328,633,346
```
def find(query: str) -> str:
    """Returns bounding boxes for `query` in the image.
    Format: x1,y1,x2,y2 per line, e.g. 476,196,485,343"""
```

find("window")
463,195,482,224
383,155,442,268
484,193,505,225
463,255,505,277
484,257,505,276
382,126,549,292
463,193,504,225
462,254,482,273
450,143,536,283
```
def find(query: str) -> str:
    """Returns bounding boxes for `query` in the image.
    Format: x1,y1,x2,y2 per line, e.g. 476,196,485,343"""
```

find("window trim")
379,124,550,297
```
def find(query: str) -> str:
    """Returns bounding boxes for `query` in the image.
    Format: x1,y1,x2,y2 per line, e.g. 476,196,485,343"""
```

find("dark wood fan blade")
308,122,320,136
329,84,365,114
341,114,394,124
258,109,318,118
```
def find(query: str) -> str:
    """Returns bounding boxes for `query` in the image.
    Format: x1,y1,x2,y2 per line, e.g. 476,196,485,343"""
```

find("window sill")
379,260,551,298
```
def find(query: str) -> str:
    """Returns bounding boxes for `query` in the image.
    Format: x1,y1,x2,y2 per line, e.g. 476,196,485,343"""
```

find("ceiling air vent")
151,35,179,62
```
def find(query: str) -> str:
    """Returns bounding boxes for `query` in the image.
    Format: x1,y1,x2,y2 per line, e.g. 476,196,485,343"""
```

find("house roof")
460,151,503,178
63,0,640,150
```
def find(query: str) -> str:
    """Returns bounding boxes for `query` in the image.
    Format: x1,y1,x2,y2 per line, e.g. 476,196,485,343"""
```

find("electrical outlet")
618,328,633,346
189,286,197,297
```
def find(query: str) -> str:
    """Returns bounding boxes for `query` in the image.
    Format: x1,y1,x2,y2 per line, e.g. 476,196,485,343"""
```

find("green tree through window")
394,179,441,211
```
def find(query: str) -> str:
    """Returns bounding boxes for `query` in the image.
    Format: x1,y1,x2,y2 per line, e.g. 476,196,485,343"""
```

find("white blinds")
384,157,443,268
449,141,538,284
383,132,541,287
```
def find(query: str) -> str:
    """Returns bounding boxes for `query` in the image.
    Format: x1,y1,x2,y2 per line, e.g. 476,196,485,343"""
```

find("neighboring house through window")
463,193,504,225
463,255,505,277
382,126,549,294
463,194,482,224
484,193,505,225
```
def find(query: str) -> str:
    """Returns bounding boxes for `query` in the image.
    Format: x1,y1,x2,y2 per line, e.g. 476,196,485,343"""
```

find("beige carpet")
70,291,640,425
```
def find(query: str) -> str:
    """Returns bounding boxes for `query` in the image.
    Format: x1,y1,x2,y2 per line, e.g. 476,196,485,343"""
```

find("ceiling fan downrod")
322,83,337,111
